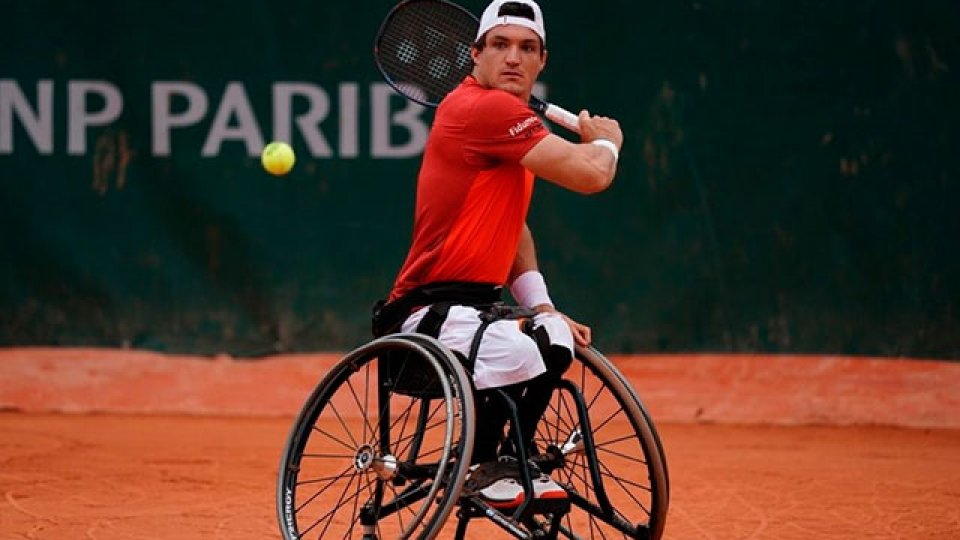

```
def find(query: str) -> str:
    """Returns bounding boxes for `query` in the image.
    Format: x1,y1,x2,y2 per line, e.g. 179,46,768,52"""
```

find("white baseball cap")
476,0,546,45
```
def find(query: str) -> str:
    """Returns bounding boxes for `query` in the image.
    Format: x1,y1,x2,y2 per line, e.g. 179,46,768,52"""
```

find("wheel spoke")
595,443,648,466
310,418,358,453
299,468,365,537
343,363,377,448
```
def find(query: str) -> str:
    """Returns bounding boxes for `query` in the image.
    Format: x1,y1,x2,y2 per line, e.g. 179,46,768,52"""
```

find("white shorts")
401,305,574,390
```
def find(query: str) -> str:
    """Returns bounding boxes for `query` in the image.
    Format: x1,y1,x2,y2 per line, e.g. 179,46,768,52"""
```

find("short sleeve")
463,90,549,165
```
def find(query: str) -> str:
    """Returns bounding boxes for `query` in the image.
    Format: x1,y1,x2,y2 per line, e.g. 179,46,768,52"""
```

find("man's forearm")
509,223,555,310
509,222,540,282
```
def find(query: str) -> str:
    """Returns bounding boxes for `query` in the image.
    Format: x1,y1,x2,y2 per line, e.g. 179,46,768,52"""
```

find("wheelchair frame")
276,333,669,539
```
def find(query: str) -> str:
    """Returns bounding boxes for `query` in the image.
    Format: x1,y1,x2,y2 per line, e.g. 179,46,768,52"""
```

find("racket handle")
529,96,581,134
543,103,581,134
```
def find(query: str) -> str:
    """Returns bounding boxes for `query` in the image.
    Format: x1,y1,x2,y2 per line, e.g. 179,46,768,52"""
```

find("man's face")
471,25,547,98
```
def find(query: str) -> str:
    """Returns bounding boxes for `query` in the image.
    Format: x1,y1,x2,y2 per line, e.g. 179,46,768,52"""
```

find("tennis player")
376,0,623,507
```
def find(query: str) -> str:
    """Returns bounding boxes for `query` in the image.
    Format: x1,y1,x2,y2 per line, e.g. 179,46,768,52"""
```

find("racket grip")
543,103,581,134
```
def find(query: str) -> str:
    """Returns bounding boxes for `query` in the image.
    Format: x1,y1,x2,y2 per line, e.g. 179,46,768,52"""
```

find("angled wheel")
277,334,475,540
533,346,669,540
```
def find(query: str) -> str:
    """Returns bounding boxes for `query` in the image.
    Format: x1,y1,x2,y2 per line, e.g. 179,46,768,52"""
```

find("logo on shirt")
508,116,540,137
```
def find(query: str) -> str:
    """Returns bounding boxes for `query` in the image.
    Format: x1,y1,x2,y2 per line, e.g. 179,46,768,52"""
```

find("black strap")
414,302,453,338
372,281,503,337
465,319,493,373
465,305,538,373
372,284,539,376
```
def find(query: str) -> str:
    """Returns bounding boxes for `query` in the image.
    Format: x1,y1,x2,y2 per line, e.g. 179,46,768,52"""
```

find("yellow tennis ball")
261,141,295,176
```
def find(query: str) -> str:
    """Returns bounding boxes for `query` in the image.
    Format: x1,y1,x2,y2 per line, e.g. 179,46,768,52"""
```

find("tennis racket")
374,0,582,134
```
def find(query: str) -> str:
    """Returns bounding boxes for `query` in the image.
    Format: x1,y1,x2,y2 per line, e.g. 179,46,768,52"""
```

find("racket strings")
376,0,478,106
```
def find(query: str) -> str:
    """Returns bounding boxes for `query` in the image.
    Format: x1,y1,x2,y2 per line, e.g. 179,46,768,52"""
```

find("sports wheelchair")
276,332,669,539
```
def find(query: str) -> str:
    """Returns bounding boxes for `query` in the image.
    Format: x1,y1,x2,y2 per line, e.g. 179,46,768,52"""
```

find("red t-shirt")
389,76,549,301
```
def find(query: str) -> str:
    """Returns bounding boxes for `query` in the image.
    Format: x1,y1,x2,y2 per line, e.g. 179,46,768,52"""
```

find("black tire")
277,334,475,540
533,346,669,539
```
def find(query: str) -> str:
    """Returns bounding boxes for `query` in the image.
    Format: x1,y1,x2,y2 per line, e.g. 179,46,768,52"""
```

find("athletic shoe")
463,456,534,492
478,474,567,509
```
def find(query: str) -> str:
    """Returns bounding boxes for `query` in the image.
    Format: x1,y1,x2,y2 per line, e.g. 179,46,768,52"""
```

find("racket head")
374,0,479,108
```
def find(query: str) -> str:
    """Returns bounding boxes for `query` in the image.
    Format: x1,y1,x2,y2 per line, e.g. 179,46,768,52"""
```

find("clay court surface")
2,348,959,539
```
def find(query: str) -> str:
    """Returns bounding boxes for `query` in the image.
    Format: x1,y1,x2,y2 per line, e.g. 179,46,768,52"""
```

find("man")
375,0,622,507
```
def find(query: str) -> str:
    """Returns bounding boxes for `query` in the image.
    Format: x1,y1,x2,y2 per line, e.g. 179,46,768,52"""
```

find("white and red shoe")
478,474,567,509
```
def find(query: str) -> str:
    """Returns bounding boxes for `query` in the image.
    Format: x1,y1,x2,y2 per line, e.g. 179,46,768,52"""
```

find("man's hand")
578,110,623,150
533,304,592,347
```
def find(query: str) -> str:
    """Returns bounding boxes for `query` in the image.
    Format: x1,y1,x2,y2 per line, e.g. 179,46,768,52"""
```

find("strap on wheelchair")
372,281,504,337
466,320,492,374
465,305,538,373
414,302,453,338
372,282,539,374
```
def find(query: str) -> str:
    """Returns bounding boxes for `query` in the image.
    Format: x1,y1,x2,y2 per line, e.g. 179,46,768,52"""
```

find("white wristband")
510,270,553,309
591,138,619,162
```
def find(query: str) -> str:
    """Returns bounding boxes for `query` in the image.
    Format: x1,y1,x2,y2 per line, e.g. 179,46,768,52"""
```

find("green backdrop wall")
2,0,957,358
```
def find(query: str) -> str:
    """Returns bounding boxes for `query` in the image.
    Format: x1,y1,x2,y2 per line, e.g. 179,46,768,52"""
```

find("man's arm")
520,110,623,194
509,223,592,346
509,222,540,286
